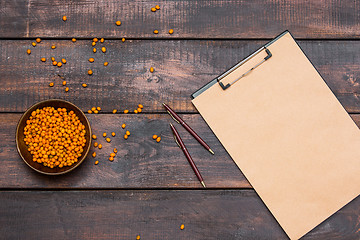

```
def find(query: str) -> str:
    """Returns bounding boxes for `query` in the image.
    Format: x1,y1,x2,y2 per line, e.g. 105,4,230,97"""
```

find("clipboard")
191,31,360,239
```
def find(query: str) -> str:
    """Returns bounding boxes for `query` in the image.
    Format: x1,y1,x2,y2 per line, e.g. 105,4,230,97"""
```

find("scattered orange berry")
138,104,143,109
62,81,66,86
95,160,99,165
89,58,94,63
134,109,138,114
98,144,102,149
111,132,116,137
152,135,158,140
169,29,174,34
62,16,67,21
122,38,125,42
151,7,156,12
124,134,128,140
153,30,159,34
126,131,130,136
51,57,55,62
180,224,184,230
100,38,104,43
97,107,101,111
65,87,69,92
93,48,97,53
150,67,154,73
72,38,76,42
137,108,142,113
57,62,62,67
36,38,41,43
93,38,98,43
87,110,92,114
121,124,126,129
113,148,118,153
124,110,129,114
92,152,96,157
32,42,36,47
155,5,160,10
92,134,97,140
156,136,161,142
41,57,46,62
61,58,66,64
104,62,108,66
103,132,107,137
51,45,56,49
52,61,58,66
101,47,106,53
26,49,31,55
94,110,98,114
88,69,93,75
49,82,54,87
109,156,114,161
115,21,121,26
112,109,117,114
82,83,87,88
94,142,98,147
110,153,116,157
92,41,96,46
106,138,111,143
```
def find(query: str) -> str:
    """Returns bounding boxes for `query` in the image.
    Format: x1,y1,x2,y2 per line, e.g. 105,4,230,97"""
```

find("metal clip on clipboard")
217,47,272,90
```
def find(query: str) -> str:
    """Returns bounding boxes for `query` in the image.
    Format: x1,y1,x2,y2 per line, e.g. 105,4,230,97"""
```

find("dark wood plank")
1,40,360,112
2,113,360,189
0,0,359,38
0,113,248,188
0,190,358,239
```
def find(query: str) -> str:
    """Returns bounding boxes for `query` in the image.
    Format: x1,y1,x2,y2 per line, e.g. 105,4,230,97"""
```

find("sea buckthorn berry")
94,110,98,114
72,38,76,42
93,38,98,43
93,48,97,53
106,138,111,143
124,110,129,114
92,42,96,46
51,45,56,49
89,58,94,63
49,82,54,87
62,81,66,86
113,148,118,153
156,136,161,142
27,49,31,55
115,21,121,26
103,132,107,137
61,58,66,64
104,62,108,66
94,142,98,147
92,152,96,157
41,57,46,62
137,108,142,113
92,107,96,111
95,160,99,165
82,83,87,88
111,132,115,137
110,153,115,157
98,144,102,149
134,109,138,114
153,30,159,34
121,124,126,129
151,7,156,12
51,57,55,62
101,47,106,53
152,135,157,140
62,16,67,21
155,5,160,10
32,42,36,47
124,134,128,140
138,104,143,109
87,110,92,114
57,62,62,67
126,131,130,136
136,235,140,240
169,29,174,34
52,61,58,66
109,157,114,161
100,38,104,43
88,69,93,75
150,67,154,73
65,87,69,92
92,135,97,140
180,224,184,230
112,109,117,114
97,107,101,111
36,38,41,43
122,38,125,42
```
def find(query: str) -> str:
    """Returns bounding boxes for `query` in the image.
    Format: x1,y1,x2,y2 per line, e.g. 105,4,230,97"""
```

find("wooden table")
1,1,359,239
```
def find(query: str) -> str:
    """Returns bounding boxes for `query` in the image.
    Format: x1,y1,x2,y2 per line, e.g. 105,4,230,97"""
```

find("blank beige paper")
192,32,360,239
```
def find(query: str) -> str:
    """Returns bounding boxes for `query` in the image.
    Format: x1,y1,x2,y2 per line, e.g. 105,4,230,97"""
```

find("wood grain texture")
1,40,360,112
2,113,360,189
0,190,359,240
0,0,359,38
0,113,248,189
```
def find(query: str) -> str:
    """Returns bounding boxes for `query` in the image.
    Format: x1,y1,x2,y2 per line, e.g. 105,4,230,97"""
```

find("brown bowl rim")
16,99,92,175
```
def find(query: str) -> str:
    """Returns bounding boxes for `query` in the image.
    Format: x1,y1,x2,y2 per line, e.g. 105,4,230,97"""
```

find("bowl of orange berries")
16,99,92,175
